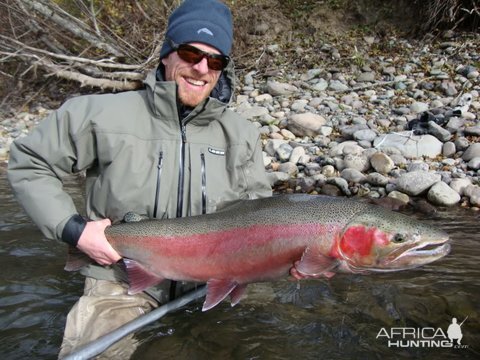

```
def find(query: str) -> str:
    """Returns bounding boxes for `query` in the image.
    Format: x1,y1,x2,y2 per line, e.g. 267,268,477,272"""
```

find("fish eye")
392,233,406,243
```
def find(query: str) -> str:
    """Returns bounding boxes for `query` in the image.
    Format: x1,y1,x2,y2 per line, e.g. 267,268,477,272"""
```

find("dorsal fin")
123,212,149,223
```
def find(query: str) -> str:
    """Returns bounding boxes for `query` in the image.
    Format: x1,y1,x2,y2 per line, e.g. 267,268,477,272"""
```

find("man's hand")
76,219,122,265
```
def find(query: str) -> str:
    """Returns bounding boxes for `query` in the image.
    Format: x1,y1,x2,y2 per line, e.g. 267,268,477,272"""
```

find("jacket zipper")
153,151,163,218
172,107,188,301
177,122,187,218
200,153,207,214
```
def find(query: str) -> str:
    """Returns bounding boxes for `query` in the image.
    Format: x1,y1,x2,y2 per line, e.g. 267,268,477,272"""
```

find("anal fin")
203,279,238,311
230,284,247,307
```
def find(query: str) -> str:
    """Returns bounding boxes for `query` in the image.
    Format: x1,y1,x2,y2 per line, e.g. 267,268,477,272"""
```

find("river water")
0,166,478,360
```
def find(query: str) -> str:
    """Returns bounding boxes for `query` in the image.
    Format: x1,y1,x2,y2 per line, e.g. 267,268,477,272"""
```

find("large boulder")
287,113,327,137
396,171,441,196
373,132,443,159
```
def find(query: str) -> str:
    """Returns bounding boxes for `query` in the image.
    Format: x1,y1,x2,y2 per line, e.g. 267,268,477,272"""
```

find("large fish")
66,195,450,311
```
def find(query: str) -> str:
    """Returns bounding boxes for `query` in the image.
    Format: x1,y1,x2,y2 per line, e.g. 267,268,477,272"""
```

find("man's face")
162,42,222,107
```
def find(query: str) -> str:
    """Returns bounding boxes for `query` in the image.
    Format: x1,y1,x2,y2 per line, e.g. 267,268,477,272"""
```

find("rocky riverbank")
1,31,479,209
235,31,480,209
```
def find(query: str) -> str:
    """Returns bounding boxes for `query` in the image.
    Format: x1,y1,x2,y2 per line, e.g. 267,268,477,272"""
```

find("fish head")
335,206,450,273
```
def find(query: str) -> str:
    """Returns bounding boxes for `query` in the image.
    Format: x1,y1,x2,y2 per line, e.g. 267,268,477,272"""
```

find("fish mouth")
405,241,451,258
380,236,451,270
404,233,450,256
348,236,451,273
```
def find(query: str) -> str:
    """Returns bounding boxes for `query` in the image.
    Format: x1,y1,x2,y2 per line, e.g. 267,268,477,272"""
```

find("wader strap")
169,280,177,300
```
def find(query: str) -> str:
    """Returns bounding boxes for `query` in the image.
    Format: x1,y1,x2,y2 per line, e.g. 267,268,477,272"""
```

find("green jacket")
8,63,272,295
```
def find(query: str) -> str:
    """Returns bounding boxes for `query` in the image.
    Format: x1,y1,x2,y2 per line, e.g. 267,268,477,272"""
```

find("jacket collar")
144,60,236,125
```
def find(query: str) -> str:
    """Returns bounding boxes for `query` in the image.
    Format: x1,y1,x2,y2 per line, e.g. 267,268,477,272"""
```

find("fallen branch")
18,0,124,57
25,55,144,91
79,66,145,81
330,76,438,94
44,65,143,91
0,35,143,70
333,80,397,93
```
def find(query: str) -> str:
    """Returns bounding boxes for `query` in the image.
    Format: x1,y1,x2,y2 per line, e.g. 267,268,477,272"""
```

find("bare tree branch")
0,35,145,70
17,0,124,57
31,55,143,90
14,0,67,53
89,0,102,36
134,0,152,21
0,0,164,91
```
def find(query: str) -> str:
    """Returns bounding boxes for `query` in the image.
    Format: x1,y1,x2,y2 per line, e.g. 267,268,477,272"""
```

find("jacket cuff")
61,214,87,246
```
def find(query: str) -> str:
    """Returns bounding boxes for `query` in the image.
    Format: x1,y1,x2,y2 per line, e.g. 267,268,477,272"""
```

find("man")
7,0,271,357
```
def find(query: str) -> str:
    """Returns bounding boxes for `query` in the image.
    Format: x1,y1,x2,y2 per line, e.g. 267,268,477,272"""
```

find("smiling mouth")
184,77,207,87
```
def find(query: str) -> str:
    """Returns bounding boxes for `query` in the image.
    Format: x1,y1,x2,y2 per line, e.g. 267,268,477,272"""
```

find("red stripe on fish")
110,223,339,282
113,223,335,257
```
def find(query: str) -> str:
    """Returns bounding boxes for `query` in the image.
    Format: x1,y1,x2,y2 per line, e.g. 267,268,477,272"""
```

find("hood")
143,59,236,122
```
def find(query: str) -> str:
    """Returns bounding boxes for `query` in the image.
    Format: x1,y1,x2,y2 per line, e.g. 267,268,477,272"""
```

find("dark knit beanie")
160,0,233,59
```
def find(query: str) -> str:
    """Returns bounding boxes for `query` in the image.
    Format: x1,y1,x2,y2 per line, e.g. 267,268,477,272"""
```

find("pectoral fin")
203,279,238,311
123,258,165,294
295,247,339,277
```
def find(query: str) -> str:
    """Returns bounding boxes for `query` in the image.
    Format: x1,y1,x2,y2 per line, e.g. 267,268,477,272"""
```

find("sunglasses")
168,39,230,71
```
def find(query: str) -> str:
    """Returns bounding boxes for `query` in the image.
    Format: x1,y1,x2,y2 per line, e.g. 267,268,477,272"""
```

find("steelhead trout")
66,195,450,311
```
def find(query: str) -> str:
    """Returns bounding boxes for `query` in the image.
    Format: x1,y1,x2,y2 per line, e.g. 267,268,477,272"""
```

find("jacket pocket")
188,144,247,216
